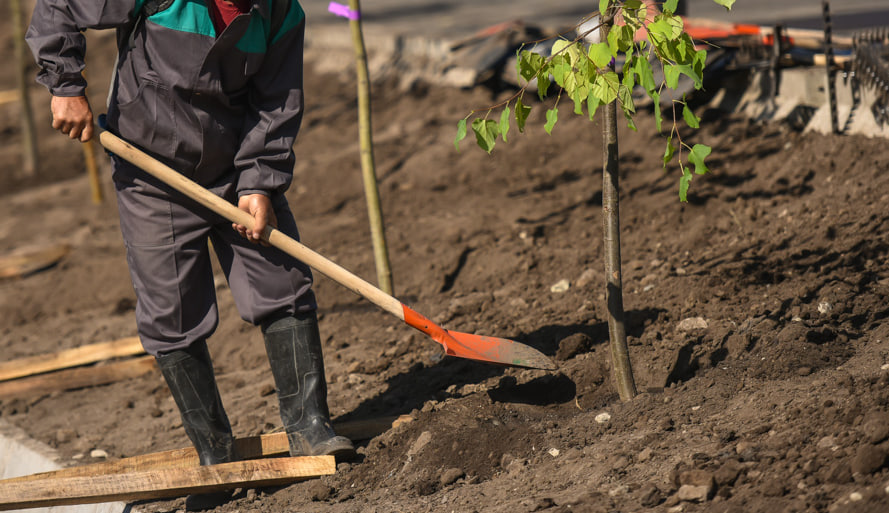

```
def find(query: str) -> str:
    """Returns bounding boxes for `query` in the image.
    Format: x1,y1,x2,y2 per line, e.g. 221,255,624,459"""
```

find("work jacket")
26,0,306,197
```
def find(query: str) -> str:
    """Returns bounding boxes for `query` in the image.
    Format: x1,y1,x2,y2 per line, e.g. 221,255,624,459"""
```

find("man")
26,0,354,470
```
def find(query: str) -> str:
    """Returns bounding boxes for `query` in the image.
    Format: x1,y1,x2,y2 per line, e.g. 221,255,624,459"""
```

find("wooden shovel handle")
97,129,405,320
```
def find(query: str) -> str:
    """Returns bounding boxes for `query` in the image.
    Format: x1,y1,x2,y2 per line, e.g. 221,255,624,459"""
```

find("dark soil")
3,13,889,513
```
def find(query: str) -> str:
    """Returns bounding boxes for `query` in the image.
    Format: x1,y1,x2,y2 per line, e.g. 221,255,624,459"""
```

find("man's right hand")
50,95,94,142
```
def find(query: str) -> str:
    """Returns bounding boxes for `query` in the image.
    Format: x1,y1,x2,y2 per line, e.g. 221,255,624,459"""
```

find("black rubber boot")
156,340,235,466
263,311,355,458
156,341,237,511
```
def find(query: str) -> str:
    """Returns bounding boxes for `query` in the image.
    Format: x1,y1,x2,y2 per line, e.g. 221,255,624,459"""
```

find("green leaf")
633,55,656,93
651,91,663,132
551,39,572,57
499,107,510,143
591,71,619,105
682,103,700,129
599,0,610,15
663,136,675,168
648,15,683,42
688,144,712,175
588,42,613,68
544,107,558,135
517,51,544,82
663,0,679,13
536,68,552,100
454,118,467,151
663,64,680,89
679,166,692,202
515,98,531,132
713,0,735,10
587,91,601,121
471,118,500,154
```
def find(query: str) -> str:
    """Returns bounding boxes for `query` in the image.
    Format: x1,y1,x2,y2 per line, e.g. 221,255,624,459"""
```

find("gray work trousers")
112,157,317,356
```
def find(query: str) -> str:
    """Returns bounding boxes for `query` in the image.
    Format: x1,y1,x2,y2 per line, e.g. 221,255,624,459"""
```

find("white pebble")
90,449,108,459
548,448,560,457
850,492,863,502
550,279,570,293
818,302,832,315
595,412,611,424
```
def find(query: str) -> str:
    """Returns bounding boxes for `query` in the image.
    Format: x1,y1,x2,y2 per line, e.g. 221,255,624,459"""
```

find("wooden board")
0,356,156,400
0,337,144,382
2,414,412,485
0,456,334,510
0,90,18,105
0,244,70,279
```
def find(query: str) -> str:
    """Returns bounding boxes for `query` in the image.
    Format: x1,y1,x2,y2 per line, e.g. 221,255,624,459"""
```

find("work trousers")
112,157,317,356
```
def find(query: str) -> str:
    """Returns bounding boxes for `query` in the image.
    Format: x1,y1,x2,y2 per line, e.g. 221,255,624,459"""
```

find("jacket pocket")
116,74,177,158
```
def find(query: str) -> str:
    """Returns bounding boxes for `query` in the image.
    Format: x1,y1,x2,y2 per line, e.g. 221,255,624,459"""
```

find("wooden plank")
0,337,144,382
0,90,18,105
0,356,156,400
3,414,413,484
0,456,334,510
0,244,70,279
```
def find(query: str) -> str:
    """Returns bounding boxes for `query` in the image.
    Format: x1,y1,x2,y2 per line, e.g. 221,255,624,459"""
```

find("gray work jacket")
26,0,306,196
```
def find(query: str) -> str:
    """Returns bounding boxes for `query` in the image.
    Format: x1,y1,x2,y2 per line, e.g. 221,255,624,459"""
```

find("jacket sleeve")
25,0,138,96
234,10,306,198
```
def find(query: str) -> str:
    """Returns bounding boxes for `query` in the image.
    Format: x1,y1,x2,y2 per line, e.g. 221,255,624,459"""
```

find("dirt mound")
3,16,889,513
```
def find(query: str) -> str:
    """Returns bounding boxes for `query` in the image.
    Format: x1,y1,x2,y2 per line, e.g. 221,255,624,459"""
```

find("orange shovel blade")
403,306,556,370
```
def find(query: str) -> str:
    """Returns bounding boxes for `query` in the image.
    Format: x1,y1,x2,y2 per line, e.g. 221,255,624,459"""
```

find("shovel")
97,128,555,370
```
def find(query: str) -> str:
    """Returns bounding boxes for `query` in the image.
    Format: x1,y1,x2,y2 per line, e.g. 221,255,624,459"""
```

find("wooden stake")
0,355,156,400
0,337,143,382
10,0,39,176
347,0,395,295
0,456,334,510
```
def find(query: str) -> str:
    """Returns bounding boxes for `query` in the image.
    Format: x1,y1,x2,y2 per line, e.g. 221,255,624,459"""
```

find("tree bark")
600,5,637,402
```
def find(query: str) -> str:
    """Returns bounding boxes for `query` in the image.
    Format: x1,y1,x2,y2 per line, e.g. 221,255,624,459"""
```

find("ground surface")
4,10,889,513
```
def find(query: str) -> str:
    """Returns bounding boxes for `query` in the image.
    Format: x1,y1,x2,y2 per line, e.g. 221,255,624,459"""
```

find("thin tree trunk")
347,0,394,295
11,0,39,176
600,7,637,402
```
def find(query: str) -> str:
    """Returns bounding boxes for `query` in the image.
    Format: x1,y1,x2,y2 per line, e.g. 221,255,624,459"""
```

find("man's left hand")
234,194,277,245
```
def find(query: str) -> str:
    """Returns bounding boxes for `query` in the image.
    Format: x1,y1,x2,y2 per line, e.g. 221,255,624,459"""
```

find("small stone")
817,436,838,450
850,492,863,501
851,445,888,475
677,484,713,502
638,482,662,507
71,453,84,460
90,449,108,459
149,408,164,418
595,412,611,424
863,412,889,444
440,468,464,486
575,269,597,288
556,333,594,360
637,447,653,463
550,279,570,293
714,460,742,486
260,383,276,396
55,429,76,444
608,484,629,497
676,317,708,332
818,302,833,315
679,470,715,488
548,448,560,457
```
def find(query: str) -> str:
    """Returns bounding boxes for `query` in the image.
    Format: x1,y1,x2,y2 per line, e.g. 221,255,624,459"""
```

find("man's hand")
234,194,277,245
50,95,94,142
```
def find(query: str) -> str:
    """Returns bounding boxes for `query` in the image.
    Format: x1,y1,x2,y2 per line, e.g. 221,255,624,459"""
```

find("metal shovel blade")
403,306,556,370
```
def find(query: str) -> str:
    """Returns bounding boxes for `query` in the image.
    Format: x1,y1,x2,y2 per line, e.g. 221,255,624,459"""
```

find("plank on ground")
0,244,69,279
0,455,334,510
0,355,156,400
2,414,412,484
0,336,143,382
